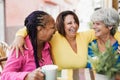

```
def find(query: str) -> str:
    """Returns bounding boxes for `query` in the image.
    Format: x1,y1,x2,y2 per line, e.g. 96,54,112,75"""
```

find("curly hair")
91,8,119,36
25,10,52,68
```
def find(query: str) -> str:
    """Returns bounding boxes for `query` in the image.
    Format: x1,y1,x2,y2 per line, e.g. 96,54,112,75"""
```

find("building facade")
0,0,119,44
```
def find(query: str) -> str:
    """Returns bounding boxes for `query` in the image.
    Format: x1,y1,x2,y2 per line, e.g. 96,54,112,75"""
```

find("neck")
98,36,110,44
65,35,76,42
37,40,44,49
65,35,77,53
97,33,114,44
36,40,45,60
97,34,116,52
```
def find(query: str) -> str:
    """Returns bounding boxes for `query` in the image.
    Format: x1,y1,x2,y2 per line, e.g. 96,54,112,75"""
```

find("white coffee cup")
41,64,58,80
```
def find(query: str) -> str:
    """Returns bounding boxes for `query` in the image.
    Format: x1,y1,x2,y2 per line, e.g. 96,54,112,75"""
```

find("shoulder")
77,29,94,37
112,41,119,50
89,40,97,45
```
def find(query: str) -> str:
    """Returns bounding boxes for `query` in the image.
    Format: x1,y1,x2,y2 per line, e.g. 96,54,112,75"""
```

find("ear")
37,26,42,31
108,26,113,30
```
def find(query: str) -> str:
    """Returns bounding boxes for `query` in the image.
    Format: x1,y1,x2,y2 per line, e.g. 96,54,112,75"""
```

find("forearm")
83,29,96,43
1,51,27,80
114,30,120,44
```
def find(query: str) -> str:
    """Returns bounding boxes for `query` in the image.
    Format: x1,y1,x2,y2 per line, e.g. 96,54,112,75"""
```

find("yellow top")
16,27,120,69
50,31,95,69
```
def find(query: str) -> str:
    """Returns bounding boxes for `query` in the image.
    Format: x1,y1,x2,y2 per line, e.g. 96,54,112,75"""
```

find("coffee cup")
41,64,58,80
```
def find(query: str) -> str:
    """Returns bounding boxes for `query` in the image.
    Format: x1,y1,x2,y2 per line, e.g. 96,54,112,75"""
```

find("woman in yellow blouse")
13,11,95,69
11,10,120,80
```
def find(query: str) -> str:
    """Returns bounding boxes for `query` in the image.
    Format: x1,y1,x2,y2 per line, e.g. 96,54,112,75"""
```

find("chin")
48,37,52,41
70,33,76,35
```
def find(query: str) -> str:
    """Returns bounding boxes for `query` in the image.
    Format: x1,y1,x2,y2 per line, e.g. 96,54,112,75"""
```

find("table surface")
57,68,95,80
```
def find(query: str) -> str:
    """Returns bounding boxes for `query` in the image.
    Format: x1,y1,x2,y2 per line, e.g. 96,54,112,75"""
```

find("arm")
114,31,120,44
1,50,44,80
82,29,96,43
16,27,27,37
85,29,120,44
1,50,28,80
114,31,120,54
10,27,28,57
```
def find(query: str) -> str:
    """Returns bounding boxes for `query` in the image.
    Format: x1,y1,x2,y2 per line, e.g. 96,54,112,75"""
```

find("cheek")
64,25,69,30
47,30,53,36
37,32,41,39
64,27,69,33
76,25,79,30
101,27,109,32
37,34,42,41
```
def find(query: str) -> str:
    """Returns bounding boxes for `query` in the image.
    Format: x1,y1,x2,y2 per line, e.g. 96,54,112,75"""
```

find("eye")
67,22,72,24
93,22,101,25
96,22,100,25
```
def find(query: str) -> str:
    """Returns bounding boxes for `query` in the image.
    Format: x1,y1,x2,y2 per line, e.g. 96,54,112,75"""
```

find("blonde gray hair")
91,8,119,35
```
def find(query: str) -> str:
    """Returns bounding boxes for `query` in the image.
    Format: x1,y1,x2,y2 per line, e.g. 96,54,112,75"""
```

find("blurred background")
0,0,119,45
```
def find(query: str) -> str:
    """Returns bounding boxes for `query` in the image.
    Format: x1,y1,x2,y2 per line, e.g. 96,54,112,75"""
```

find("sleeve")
82,29,96,43
16,27,28,38
84,29,120,44
1,50,29,80
86,41,95,69
114,30,120,44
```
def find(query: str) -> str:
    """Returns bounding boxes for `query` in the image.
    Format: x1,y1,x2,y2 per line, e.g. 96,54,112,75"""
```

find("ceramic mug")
41,64,58,80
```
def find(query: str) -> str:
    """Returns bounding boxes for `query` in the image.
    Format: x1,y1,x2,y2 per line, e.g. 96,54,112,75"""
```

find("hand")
10,36,27,58
25,68,45,80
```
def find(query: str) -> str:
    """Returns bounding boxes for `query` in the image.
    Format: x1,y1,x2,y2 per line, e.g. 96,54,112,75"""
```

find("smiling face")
91,8,119,36
64,14,79,38
92,21,111,37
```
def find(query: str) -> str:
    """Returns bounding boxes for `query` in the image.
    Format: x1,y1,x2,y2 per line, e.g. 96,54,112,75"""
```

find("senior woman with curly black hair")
1,11,55,80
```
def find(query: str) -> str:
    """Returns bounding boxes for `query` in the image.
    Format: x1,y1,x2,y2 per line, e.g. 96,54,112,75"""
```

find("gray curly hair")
91,8,120,36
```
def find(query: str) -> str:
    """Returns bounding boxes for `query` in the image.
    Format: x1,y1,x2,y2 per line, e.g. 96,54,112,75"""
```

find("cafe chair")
0,41,9,72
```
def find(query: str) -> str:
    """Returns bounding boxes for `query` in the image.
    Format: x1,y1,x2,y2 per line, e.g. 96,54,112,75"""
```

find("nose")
92,24,96,29
72,22,77,28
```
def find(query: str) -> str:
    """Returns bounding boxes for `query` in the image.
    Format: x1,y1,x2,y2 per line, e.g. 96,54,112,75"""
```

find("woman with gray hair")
87,8,120,79
91,8,119,36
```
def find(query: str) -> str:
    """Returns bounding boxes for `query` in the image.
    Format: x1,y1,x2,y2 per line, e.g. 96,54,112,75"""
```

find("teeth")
94,29,99,33
69,28,75,32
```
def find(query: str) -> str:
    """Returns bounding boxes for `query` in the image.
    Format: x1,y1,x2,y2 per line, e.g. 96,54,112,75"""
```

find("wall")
0,0,5,41
5,0,44,44
5,0,114,44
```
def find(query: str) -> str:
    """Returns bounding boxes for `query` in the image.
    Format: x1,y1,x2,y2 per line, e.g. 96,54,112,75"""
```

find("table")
57,68,95,80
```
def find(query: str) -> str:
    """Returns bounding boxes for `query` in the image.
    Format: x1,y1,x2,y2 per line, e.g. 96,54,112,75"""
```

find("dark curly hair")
25,10,51,68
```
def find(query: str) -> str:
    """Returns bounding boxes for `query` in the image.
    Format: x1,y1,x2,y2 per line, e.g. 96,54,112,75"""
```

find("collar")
25,36,50,51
